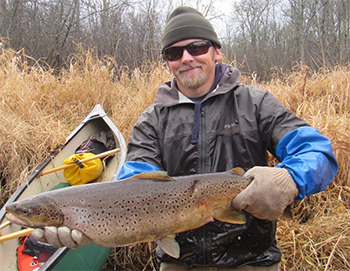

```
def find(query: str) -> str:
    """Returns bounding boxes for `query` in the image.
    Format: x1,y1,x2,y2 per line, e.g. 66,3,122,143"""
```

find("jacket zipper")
200,105,207,265
200,105,206,173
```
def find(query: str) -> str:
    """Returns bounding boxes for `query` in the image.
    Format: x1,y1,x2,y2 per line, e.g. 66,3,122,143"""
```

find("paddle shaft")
0,228,34,243
38,148,120,177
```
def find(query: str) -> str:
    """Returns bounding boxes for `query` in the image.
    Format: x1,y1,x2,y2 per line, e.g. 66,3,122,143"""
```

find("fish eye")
19,208,30,216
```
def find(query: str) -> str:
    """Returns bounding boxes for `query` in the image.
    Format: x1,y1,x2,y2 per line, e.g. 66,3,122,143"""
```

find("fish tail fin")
281,204,293,220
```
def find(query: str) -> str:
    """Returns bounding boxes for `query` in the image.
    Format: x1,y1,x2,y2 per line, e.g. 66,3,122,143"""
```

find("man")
34,6,338,270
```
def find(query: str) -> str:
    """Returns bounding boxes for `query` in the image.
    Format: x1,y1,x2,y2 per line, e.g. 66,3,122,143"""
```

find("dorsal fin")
133,171,174,182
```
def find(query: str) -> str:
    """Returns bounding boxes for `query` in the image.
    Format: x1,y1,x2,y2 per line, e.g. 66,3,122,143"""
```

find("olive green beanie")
161,6,221,52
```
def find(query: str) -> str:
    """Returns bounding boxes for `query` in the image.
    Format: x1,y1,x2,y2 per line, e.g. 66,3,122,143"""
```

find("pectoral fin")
156,234,180,259
214,208,246,224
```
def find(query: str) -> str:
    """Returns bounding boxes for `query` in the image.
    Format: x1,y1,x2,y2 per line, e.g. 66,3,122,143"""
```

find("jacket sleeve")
125,106,165,170
275,126,338,200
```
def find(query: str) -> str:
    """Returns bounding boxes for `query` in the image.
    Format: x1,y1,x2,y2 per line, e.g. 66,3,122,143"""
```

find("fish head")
6,196,64,228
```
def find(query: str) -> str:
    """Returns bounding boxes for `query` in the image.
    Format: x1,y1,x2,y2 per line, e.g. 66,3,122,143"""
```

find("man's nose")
181,49,194,63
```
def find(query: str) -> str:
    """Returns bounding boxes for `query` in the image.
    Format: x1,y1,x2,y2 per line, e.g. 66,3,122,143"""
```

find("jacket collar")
153,64,241,107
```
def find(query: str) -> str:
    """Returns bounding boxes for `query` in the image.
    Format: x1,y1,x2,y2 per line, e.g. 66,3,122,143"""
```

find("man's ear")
165,62,170,71
214,46,222,62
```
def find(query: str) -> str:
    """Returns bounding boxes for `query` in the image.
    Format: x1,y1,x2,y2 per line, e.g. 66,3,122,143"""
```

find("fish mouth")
6,213,34,227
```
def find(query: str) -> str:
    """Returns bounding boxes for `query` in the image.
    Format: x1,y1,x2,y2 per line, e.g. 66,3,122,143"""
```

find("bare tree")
1,0,349,75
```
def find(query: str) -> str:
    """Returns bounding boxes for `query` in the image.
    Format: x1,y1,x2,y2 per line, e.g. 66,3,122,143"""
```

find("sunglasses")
163,40,213,61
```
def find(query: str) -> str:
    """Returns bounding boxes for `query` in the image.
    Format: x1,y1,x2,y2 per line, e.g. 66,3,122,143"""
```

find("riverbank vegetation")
0,47,349,270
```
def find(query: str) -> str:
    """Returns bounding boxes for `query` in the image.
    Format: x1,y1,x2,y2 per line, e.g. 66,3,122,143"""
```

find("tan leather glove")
32,226,92,248
231,166,298,221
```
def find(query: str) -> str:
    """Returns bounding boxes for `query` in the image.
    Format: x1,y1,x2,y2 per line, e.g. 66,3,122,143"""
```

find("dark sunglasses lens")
163,40,212,61
187,41,210,56
164,47,184,61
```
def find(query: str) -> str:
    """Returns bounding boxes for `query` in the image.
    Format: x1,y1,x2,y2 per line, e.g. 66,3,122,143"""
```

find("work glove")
32,226,92,248
231,166,298,221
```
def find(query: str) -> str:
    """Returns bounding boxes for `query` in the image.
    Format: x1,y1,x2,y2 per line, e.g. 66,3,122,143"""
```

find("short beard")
175,64,207,89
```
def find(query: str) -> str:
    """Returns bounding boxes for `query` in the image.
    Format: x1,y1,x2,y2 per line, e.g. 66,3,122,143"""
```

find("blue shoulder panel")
276,126,338,200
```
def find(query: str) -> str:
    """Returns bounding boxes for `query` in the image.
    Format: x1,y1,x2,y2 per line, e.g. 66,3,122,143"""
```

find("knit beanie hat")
161,6,221,52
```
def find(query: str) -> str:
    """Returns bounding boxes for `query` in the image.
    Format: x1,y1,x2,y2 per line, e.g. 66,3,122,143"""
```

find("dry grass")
0,46,349,270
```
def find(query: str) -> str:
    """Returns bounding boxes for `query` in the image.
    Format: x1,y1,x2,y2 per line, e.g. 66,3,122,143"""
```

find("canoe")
0,104,127,270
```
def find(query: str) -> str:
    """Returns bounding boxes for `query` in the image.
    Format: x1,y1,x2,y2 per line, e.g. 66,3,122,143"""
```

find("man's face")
166,39,222,97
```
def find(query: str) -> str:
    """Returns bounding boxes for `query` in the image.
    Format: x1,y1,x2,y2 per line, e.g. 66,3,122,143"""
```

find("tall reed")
0,47,349,270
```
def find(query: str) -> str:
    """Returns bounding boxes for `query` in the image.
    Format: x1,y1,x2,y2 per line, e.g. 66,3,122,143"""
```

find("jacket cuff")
275,126,338,200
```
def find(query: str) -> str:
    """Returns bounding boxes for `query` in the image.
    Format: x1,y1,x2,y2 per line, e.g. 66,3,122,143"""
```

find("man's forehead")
170,39,204,47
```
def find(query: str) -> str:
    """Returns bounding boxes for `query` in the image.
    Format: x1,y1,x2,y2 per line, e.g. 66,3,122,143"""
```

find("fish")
6,168,252,259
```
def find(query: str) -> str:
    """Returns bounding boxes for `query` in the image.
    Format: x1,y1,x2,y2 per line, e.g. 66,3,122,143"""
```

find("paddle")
38,148,120,176
0,220,33,243
0,226,33,243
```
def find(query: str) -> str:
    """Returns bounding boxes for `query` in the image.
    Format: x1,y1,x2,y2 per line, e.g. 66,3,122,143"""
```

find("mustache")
177,64,204,73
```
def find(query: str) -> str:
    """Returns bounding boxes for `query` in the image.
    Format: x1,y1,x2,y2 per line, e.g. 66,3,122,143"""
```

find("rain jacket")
121,64,338,268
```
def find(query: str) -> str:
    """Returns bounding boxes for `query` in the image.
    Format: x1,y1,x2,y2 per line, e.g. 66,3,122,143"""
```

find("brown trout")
6,168,252,258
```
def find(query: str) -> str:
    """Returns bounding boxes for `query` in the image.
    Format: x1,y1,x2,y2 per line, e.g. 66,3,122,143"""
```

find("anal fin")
156,234,180,259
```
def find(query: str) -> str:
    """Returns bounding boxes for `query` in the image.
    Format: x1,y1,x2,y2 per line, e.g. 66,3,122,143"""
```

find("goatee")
175,64,207,89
